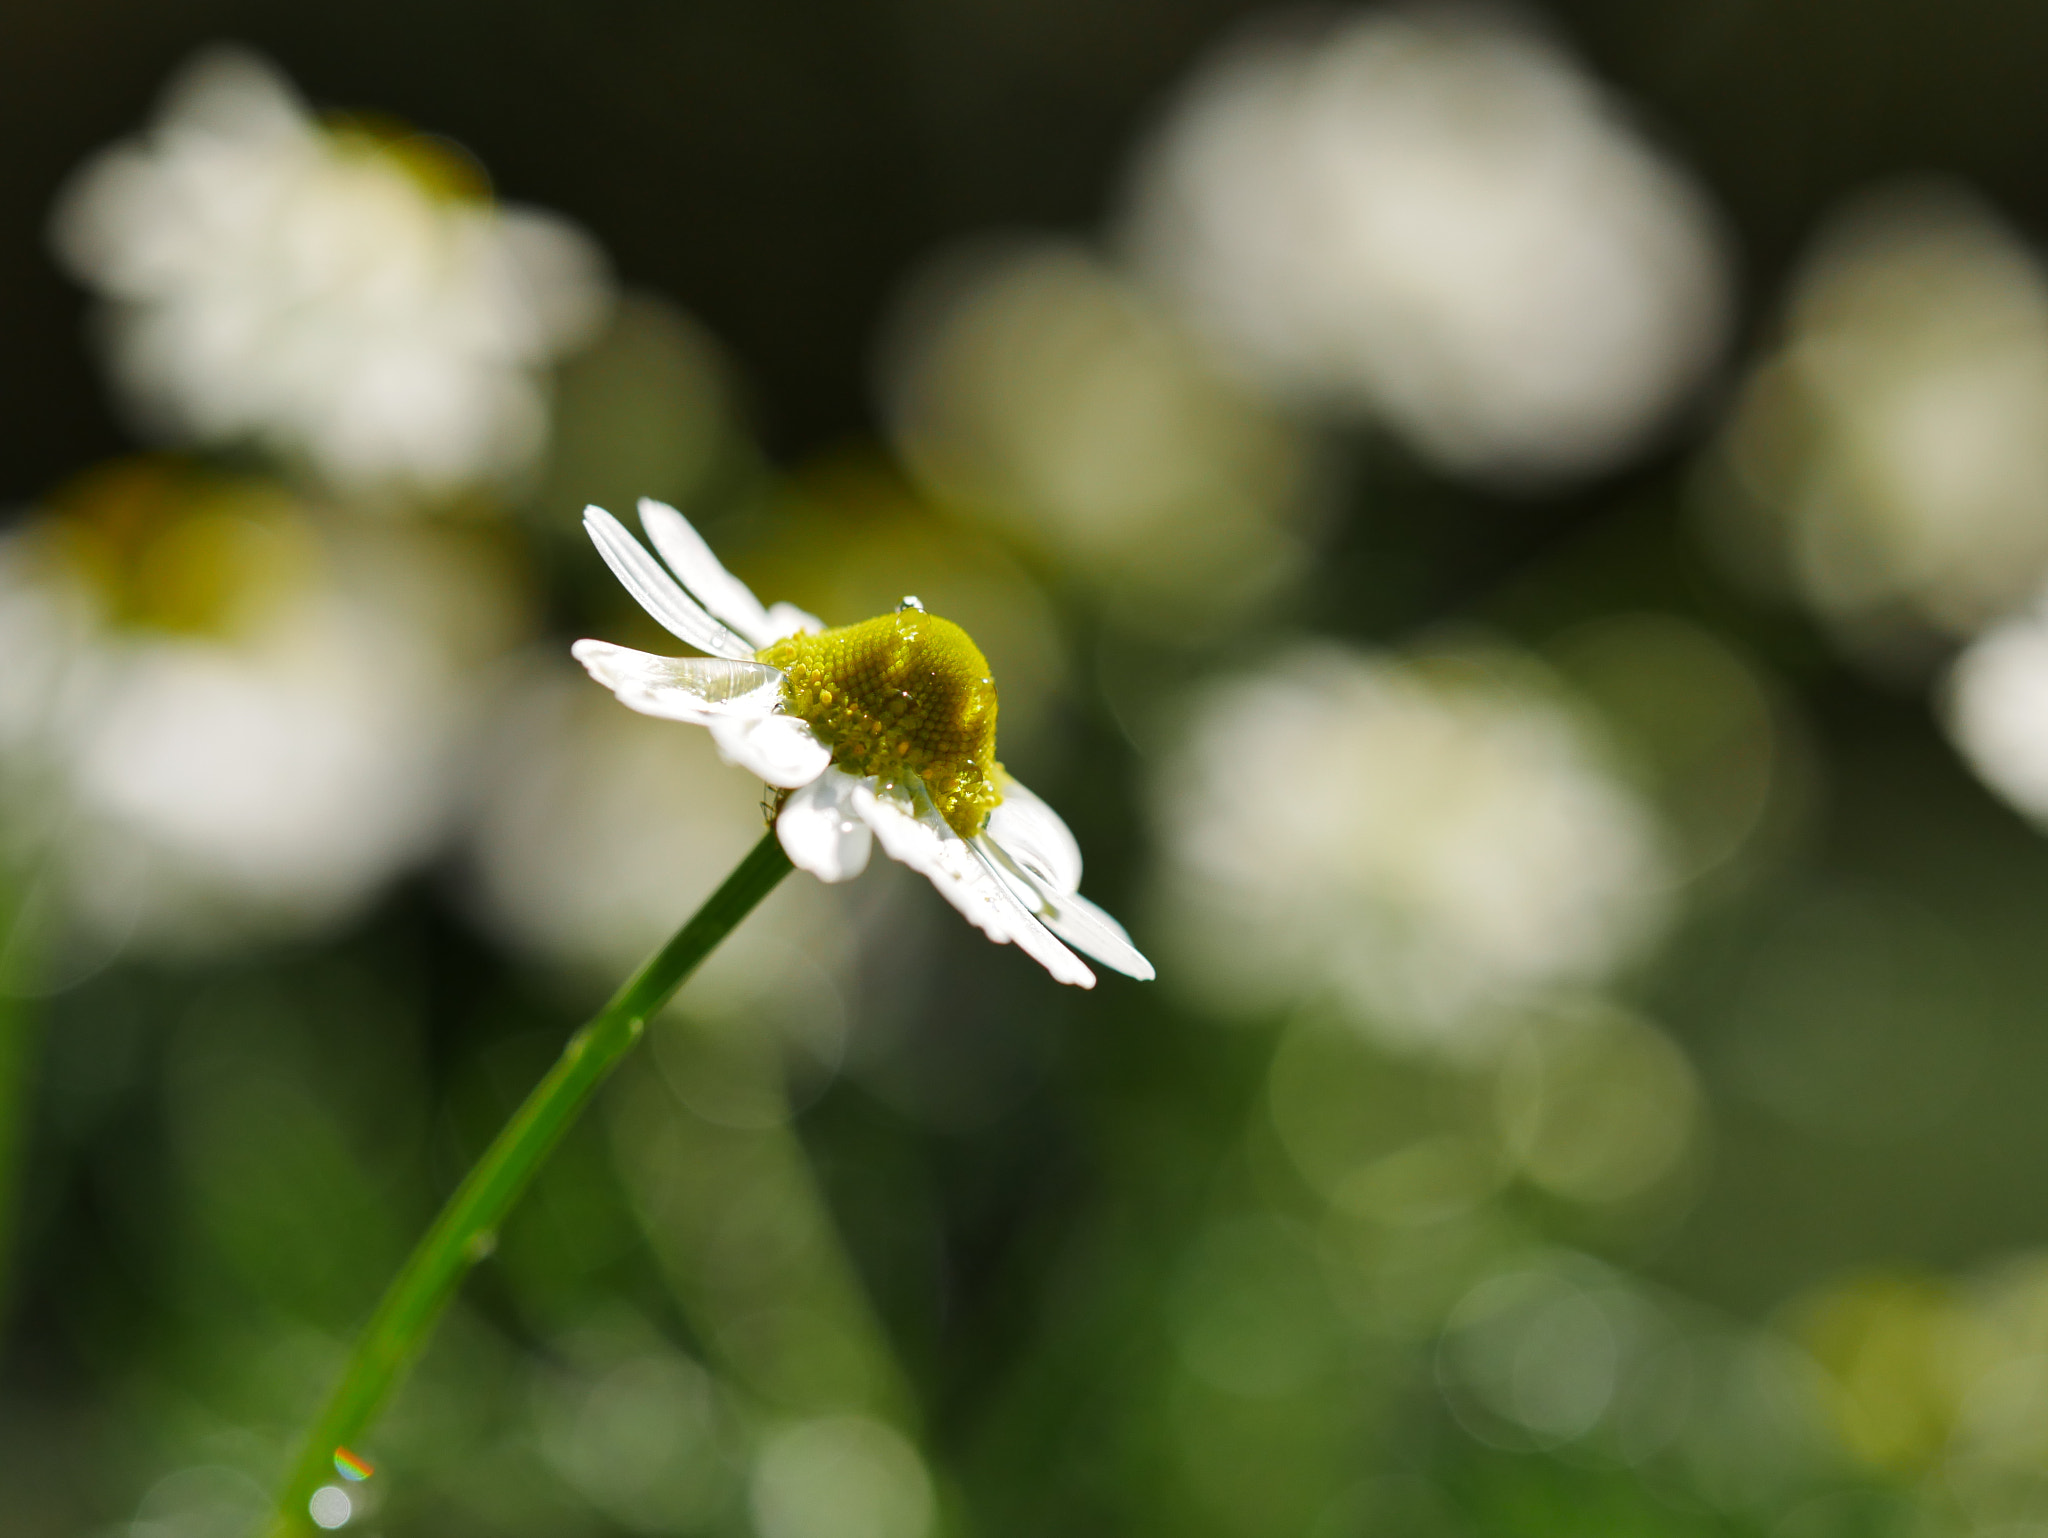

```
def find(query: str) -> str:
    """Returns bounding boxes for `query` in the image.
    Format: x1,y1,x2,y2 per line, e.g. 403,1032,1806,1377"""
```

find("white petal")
853,780,1095,988
637,498,777,648
1044,892,1155,981
986,777,1083,893
777,768,874,882
571,640,784,722
583,505,755,659
978,834,1155,981
762,601,826,641
707,712,832,789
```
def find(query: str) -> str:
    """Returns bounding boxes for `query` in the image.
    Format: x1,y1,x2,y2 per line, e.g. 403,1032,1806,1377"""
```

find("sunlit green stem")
267,831,793,1535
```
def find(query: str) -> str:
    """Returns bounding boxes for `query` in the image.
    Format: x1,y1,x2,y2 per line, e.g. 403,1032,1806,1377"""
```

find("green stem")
267,831,793,1533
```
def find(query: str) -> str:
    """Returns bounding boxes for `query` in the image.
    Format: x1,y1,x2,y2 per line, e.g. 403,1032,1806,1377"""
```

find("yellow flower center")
45,459,315,640
323,113,493,205
760,603,1002,838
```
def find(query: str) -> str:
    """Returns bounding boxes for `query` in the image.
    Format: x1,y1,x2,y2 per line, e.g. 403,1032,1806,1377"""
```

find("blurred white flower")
569,499,1152,989
1712,184,2048,642
1154,645,1668,1053
880,240,1315,630
0,463,512,954
1946,598,2048,824
51,46,611,497
1122,6,1728,484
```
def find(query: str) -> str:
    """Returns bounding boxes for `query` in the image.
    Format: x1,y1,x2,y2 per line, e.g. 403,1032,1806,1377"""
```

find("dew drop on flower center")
759,598,1003,839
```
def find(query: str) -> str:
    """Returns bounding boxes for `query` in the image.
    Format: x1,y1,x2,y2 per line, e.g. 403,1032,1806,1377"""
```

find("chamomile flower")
0,460,509,954
51,46,611,497
1122,7,1729,486
571,500,1153,989
1153,645,1668,1053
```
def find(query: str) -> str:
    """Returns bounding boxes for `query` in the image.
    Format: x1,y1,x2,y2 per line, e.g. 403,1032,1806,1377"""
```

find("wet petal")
1044,891,1155,981
979,833,1155,980
778,768,874,882
637,497,778,647
986,776,1084,893
853,779,1095,987
707,712,832,789
571,640,784,722
583,505,754,659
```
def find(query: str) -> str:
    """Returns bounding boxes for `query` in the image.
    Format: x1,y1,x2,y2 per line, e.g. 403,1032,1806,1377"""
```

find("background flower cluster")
5,5,2048,1536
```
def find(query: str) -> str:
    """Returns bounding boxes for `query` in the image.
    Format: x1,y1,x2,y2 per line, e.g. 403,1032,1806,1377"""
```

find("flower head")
0,460,501,953
1710,183,2048,643
1153,645,1666,1053
571,500,1153,988
51,47,611,497
1121,7,1728,485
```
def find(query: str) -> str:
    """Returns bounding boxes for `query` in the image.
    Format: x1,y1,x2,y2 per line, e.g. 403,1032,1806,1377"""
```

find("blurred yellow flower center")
46,459,314,640
324,113,493,205
760,604,1002,838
